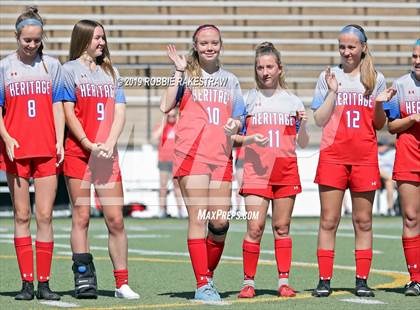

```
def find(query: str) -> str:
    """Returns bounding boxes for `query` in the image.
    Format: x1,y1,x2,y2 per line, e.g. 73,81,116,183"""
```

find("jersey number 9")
97,102,105,121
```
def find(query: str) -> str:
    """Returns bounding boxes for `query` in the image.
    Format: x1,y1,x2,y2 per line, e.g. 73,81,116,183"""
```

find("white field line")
40,300,79,308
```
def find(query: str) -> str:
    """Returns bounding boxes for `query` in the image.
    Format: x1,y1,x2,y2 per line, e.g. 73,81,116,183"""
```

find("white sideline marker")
340,298,386,305
40,301,79,308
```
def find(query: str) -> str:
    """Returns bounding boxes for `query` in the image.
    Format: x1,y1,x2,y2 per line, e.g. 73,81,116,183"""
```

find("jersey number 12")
346,110,360,128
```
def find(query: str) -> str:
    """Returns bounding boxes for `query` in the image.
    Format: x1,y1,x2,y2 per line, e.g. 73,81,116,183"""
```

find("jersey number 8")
27,99,36,118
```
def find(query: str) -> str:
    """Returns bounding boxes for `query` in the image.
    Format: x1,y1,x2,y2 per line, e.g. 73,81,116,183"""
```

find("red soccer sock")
206,237,225,278
36,240,54,282
187,239,208,288
317,249,334,280
355,248,373,280
403,235,420,282
242,239,260,280
113,269,128,288
14,236,34,282
275,237,292,279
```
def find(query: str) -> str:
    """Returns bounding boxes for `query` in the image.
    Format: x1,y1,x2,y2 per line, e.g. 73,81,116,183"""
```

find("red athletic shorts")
315,162,380,192
240,184,302,199
393,171,420,183
173,151,233,182
0,155,59,179
64,155,122,185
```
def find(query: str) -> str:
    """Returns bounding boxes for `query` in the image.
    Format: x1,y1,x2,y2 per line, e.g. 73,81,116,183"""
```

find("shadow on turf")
159,289,280,300
376,287,405,294
0,289,115,298
302,287,356,295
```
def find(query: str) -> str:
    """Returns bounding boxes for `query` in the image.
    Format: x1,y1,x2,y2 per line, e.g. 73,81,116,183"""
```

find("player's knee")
35,209,52,225
272,224,290,237
73,214,90,230
14,208,31,226
403,212,418,230
353,218,372,232
320,217,339,232
247,224,264,241
106,215,125,234
208,221,229,236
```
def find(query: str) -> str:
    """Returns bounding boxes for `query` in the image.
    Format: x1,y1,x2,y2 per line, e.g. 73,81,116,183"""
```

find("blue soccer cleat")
194,284,221,302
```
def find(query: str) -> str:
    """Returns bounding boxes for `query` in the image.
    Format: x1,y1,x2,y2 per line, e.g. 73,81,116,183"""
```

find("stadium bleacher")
0,0,419,147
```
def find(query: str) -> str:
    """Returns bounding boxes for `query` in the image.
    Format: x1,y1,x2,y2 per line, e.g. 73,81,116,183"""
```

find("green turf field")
0,216,416,309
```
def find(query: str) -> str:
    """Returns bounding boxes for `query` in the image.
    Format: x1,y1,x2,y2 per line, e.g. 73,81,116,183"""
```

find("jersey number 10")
206,107,220,125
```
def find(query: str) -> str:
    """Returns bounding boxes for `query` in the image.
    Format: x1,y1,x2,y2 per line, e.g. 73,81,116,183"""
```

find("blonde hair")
341,24,376,96
69,20,116,81
254,42,287,90
186,24,222,80
15,6,48,73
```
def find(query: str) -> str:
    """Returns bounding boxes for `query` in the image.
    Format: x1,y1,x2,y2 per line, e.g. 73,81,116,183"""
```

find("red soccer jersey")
0,53,64,159
62,60,125,158
158,122,176,162
311,66,386,166
175,68,245,166
384,72,420,173
242,89,303,186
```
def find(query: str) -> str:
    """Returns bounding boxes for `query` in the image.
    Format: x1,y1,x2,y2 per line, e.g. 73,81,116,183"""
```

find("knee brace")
208,221,229,236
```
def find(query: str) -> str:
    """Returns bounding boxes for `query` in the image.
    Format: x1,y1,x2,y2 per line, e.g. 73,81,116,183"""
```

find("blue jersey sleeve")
311,71,328,110
384,82,401,120
232,80,247,118
51,60,64,103
114,68,126,104
62,64,77,102
0,62,4,107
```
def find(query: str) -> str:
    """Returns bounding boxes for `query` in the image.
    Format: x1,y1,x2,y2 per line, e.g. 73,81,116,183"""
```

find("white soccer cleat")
114,284,140,299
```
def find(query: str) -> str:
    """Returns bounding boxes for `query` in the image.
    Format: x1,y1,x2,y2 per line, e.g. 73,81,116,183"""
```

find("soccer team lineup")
0,1,419,309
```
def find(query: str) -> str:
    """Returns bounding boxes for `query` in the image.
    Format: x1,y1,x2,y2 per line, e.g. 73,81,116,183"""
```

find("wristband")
175,68,185,73
79,136,87,143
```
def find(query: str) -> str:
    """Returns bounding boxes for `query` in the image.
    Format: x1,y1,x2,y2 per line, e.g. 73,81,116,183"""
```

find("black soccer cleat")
36,281,60,300
72,253,98,299
404,281,420,296
355,278,375,297
312,279,332,297
15,281,34,300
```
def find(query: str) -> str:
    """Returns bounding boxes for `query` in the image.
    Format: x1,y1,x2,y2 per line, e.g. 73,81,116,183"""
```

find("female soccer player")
0,7,64,300
62,19,138,300
152,109,184,218
384,39,420,296
311,24,395,297
160,24,245,302
235,42,309,298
